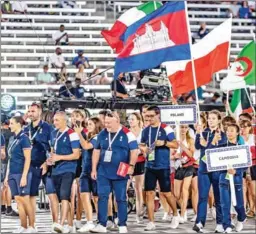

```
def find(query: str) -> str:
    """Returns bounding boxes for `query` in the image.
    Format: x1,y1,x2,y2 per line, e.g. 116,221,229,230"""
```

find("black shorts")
250,165,256,180
175,166,193,180
52,172,75,202
75,158,82,178
133,161,145,176
144,168,170,192
192,167,198,178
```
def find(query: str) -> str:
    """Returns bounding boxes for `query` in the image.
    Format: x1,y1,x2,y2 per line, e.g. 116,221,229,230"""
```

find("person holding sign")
90,111,138,234
50,112,80,233
218,124,247,233
193,110,227,233
139,106,179,231
4,116,34,233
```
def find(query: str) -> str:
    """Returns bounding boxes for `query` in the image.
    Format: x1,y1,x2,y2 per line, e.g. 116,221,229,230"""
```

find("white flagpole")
226,90,229,116
154,1,157,10
184,1,201,125
244,87,256,116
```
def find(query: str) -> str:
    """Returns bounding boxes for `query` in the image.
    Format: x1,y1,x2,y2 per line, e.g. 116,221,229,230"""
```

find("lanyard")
29,122,43,142
8,133,24,157
108,127,122,150
149,125,161,148
54,127,68,152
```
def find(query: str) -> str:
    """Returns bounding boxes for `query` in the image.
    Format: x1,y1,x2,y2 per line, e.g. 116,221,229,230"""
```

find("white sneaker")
224,227,233,233
63,225,73,233
215,224,224,233
13,227,27,233
209,208,216,220
192,222,204,233
78,223,95,233
90,224,107,233
24,227,37,233
170,214,180,229
144,222,156,231
106,221,113,230
162,212,168,221
136,216,143,224
75,220,83,230
53,223,64,233
235,221,243,232
184,211,188,222
190,215,197,222
118,226,128,233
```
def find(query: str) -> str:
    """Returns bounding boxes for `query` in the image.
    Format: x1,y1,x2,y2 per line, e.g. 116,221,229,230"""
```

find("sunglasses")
146,114,156,118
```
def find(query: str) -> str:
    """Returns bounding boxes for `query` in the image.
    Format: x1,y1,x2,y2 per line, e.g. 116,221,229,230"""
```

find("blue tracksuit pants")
219,174,246,230
196,171,222,226
97,175,128,227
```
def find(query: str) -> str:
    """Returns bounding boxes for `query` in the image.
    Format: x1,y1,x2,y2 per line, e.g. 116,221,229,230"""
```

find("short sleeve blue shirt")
95,127,138,180
24,121,54,167
82,136,97,174
50,128,80,176
141,123,175,170
9,131,31,174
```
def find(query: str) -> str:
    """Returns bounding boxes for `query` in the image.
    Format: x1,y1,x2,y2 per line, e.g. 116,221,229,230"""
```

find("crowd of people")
1,102,255,233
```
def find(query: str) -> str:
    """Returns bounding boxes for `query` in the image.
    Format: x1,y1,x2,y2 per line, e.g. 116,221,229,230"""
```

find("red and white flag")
165,18,232,97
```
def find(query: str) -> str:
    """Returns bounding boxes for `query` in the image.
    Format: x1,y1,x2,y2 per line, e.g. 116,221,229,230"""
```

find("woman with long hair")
240,120,255,218
173,125,195,223
75,117,103,232
70,109,87,229
128,112,145,224
193,110,227,233
76,64,87,84
4,116,35,233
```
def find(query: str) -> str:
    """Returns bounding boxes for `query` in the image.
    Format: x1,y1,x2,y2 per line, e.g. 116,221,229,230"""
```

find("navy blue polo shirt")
95,127,138,180
24,121,54,167
1,134,5,148
59,86,75,98
141,123,175,170
50,128,80,176
82,135,97,174
111,79,127,95
9,131,31,174
74,86,85,99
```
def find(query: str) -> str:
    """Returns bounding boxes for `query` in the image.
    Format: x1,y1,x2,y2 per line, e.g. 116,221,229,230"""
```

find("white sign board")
206,145,252,172
159,105,197,124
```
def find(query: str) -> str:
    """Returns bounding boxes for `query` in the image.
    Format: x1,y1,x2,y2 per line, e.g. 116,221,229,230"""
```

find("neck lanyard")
108,127,122,150
8,133,24,157
149,124,161,148
29,121,43,142
54,127,68,152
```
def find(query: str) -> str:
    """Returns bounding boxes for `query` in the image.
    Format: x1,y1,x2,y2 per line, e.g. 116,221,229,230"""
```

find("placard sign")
206,145,251,172
159,105,197,125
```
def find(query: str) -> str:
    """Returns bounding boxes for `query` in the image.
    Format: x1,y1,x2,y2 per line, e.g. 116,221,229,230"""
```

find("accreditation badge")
201,155,207,163
104,150,112,162
148,149,155,161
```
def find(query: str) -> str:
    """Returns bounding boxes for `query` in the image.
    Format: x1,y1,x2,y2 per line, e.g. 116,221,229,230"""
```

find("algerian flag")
101,1,162,53
230,88,253,117
220,41,256,91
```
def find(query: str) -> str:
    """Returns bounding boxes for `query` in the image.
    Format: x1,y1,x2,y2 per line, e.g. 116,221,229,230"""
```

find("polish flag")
164,18,232,97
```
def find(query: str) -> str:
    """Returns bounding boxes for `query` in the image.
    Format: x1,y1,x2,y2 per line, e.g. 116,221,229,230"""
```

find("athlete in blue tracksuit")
91,113,138,233
218,124,246,233
193,111,227,233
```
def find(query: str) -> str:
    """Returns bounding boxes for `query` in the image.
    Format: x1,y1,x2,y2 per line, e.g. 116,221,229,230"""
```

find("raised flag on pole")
101,1,162,53
113,1,191,78
165,18,232,97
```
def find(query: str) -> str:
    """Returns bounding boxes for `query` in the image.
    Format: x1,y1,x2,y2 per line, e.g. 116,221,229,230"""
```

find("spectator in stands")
52,25,71,46
0,10,7,22
36,65,55,84
72,50,90,69
89,68,110,85
1,1,13,14
198,22,209,39
204,92,221,104
228,1,240,18
59,0,78,9
75,64,87,84
74,78,86,99
59,80,75,98
239,1,252,18
49,47,66,82
248,0,255,11
111,73,129,99
12,0,28,14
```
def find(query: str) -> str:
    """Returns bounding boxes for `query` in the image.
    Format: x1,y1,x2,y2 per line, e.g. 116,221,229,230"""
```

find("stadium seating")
1,1,255,111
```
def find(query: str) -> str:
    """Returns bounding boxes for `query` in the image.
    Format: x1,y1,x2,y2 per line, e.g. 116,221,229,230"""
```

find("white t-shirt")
12,1,28,12
52,31,68,43
244,134,254,146
50,53,65,68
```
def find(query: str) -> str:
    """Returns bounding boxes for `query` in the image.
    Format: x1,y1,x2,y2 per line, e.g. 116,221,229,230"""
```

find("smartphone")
76,120,81,127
